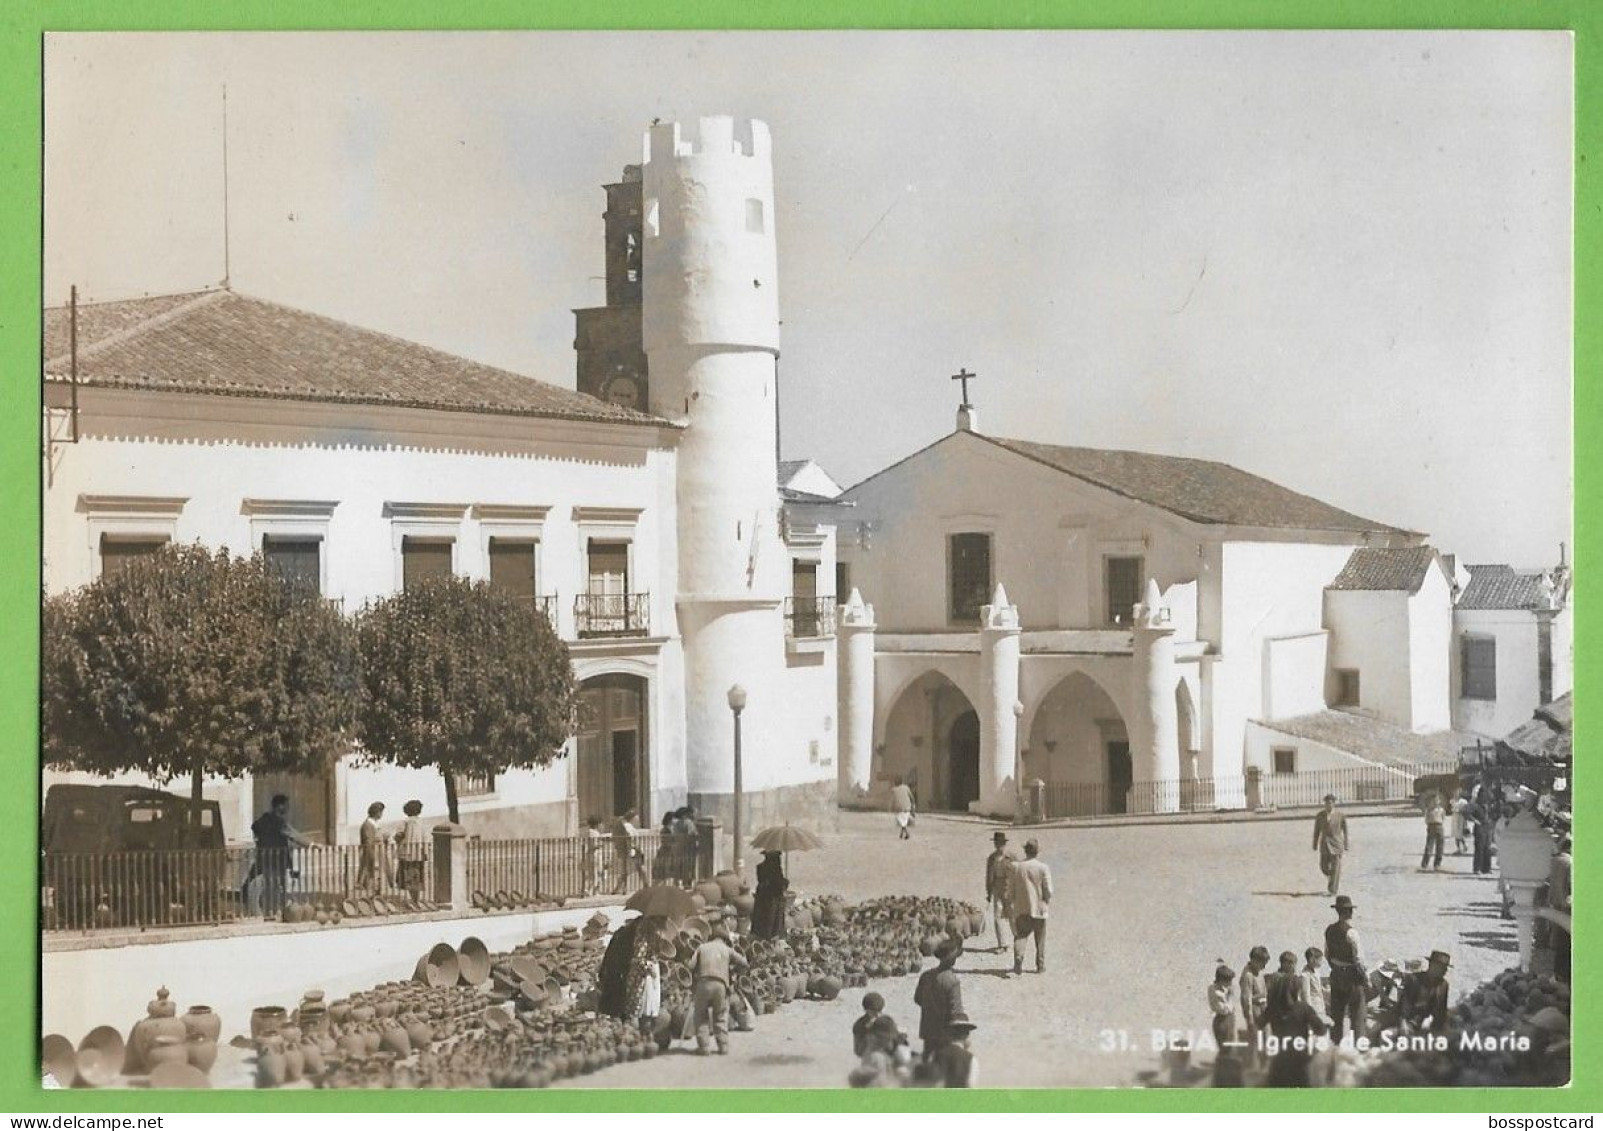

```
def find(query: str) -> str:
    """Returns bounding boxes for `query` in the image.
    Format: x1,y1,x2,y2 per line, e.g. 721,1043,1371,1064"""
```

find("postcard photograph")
37,30,1573,1093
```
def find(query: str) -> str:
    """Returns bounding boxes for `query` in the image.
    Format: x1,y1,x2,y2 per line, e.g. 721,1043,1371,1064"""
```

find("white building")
1451,561,1573,740
42,116,840,844
831,415,1484,817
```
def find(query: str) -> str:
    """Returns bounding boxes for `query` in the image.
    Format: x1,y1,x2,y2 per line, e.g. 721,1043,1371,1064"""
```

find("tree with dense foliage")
41,543,362,805
355,577,576,823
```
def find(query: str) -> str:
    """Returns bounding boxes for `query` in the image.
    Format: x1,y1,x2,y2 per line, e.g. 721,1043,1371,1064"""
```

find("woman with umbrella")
751,850,788,939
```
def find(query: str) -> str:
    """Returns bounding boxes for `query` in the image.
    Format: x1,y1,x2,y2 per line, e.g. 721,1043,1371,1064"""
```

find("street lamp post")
728,684,747,877
1012,699,1025,824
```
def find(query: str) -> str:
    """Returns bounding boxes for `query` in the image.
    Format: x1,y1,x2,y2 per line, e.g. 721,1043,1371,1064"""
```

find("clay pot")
336,1031,367,1059
41,1034,78,1088
187,1035,219,1074
350,1004,376,1024
380,1024,410,1057
300,1040,325,1078
128,986,187,1074
182,1005,221,1044
374,1000,399,1020
250,1006,288,1041
146,1035,189,1072
256,1040,287,1088
809,975,844,1001
405,1018,434,1051
731,892,757,917
713,872,743,902
363,1028,382,1055
328,1000,352,1025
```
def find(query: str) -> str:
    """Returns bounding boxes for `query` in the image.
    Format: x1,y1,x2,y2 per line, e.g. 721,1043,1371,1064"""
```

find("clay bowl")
41,1034,78,1088
416,943,460,988
75,1026,125,1088
456,937,491,987
149,1062,210,1089
355,898,375,917
340,899,360,919
481,1008,511,1032
509,956,547,985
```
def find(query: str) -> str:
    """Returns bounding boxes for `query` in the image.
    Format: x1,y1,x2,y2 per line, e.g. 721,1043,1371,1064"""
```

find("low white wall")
42,903,619,1044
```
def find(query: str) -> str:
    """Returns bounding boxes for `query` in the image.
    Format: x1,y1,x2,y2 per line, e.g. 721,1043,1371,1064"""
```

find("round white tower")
642,116,790,818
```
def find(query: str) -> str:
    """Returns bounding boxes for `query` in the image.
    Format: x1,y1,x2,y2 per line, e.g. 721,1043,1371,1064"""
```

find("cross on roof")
951,367,977,406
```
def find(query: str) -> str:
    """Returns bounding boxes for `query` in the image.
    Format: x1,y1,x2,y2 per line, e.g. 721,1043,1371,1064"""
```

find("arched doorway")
1025,670,1130,817
576,674,648,823
946,709,981,811
880,670,980,811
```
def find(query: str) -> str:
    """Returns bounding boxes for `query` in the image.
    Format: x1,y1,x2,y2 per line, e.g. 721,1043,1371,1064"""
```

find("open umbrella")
750,823,825,876
624,883,698,921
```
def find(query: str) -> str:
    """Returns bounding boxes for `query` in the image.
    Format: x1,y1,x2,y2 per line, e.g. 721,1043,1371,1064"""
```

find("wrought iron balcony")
574,592,650,638
785,595,837,640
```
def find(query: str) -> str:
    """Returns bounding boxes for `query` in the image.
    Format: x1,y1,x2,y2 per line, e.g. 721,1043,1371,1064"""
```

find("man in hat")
914,936,965,1063
1009,838,1053,976
689,922,748,1055
1312,794,1350,896
1399,951,1452,1035
1323,894,1368,1045
983,830,1017,953
936,1012,979,1087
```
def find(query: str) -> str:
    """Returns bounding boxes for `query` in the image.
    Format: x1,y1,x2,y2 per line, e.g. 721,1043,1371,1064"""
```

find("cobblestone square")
571,808,1519,1089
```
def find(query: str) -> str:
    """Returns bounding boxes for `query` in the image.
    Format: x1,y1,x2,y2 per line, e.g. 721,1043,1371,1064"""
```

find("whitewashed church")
41,117,1570,842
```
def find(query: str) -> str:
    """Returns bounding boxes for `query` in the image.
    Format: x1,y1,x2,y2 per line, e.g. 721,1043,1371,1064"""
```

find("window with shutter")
948,533,992,624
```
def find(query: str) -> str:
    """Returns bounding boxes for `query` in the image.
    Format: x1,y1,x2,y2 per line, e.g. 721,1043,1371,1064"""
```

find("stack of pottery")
126,987,188,1075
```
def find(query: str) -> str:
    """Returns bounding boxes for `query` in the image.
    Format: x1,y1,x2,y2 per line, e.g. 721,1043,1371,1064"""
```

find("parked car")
41,784,229,929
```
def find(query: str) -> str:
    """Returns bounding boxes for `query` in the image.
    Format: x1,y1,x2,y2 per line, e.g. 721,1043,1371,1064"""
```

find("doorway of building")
577,674,648,823
946,709,981,811
1106,740,1133,814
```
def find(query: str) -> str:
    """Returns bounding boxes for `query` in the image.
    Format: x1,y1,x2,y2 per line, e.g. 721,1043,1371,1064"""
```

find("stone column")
978,584,1022,817
836,589,877,806
432,823,469,915
1130,578,1180,814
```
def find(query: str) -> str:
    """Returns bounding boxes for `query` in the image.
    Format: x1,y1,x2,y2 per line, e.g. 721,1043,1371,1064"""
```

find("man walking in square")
890,776,916,840
1008,838,1052,976
983,830,1017,953
914,937,965,1064
689,922,748,1055
1323,895,1369,1046
1311,794,1350,895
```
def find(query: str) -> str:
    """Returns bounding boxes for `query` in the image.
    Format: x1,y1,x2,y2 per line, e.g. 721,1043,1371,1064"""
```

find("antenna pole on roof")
69,284,79,443
221,84,231,290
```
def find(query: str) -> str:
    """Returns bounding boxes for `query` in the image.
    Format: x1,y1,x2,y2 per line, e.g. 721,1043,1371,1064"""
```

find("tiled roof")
43,289,671,428
1327,546,1441,593
979,435,1412,535
1254,710,1479,771
1536,692,1573,732
1457,565,1556,611
1499,716,1571,762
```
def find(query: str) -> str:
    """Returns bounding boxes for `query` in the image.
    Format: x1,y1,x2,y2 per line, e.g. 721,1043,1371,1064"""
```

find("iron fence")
1038,762,1460,821
784,595,837,639
574,592,650,638
42,828,703,934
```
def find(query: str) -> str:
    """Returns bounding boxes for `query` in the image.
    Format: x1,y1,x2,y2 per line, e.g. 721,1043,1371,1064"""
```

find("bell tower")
573,165,649,411
641,116,789,825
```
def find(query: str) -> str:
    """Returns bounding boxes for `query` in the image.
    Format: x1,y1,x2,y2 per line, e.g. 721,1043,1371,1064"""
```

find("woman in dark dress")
751,850,789,939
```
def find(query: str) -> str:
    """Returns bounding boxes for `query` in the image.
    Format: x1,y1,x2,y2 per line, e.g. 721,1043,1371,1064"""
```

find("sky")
43,31,1573,566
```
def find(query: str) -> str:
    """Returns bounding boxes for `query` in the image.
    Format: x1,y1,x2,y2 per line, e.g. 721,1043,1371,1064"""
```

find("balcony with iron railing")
574,592,651,639
784,595,837,640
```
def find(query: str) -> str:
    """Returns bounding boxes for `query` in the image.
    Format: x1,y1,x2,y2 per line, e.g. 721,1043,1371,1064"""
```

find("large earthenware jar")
713,871,742,902
282,1039,305,1083
128,986,188,1074
146,1035,189,1072
299,1039,325,1078
186,1034,218,1074
182,1005,221,1044
250,1005,288,1041
255,1039,286,1089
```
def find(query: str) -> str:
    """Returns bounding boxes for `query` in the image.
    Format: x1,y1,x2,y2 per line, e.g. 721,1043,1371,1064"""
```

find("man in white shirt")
1008,839,1053,976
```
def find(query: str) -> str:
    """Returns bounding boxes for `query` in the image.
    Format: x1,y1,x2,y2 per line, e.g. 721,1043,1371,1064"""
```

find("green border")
2,0,1594,1113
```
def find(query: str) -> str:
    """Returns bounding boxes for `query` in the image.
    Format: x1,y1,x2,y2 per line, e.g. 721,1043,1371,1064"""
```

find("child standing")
853,992,886,1057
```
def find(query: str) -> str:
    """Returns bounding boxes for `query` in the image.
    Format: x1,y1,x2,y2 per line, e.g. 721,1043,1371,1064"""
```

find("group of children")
848,991,977,1088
